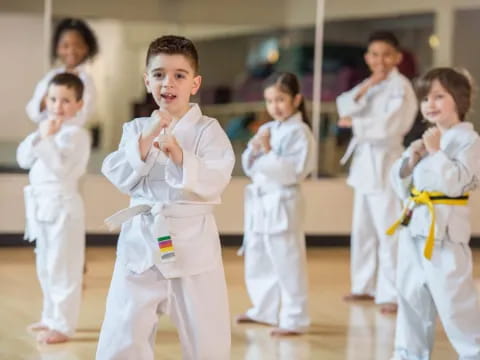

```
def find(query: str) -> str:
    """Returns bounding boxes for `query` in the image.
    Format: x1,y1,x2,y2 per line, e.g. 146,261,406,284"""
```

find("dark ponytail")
263,72,310,127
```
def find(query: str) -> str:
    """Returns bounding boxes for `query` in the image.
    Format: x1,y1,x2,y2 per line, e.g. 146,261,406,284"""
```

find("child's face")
263,85,301,121
144,54,201,119
364,41,402,77
46,84,83,122
420,79,460,128
57,30,89,69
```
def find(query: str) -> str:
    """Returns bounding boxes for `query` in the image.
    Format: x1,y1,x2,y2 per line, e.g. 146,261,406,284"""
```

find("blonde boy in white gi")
96,35,235,360
17,73,90,344
336,31,417,312
389,68,480,360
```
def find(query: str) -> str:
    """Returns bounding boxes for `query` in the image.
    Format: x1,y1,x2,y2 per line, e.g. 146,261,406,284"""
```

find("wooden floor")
1,247,480,360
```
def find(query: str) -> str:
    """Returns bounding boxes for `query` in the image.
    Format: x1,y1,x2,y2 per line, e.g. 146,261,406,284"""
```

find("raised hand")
154,134,183,165
143,109,174,139
338,116,353,128
259,128,271,153
39,117,62,139
422,127,441,154
408,139,427,168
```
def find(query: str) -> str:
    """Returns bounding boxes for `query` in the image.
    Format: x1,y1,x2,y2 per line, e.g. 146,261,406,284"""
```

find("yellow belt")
386,188,469,260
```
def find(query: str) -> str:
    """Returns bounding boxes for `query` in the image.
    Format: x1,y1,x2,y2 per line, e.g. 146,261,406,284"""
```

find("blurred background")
1,0,480,239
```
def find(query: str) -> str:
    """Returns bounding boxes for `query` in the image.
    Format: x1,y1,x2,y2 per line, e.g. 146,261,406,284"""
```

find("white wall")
0,13,43,142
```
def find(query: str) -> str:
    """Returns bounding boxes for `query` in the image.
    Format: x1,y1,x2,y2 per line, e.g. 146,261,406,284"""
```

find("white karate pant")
35,209,85,336
393,232,480,360
96,261,231,360
350,188,400,304
243,230,310,332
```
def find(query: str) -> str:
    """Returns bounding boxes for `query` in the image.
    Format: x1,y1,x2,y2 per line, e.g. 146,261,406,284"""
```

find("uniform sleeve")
336,82,369,118
165,120,235,200
390,154,413,200
351,83,418,141
241,123,271,177
34,128,90,179
25,72,54,123
16,132,41,169
101,121,159,194
414,138,480,197
249,127,315,185
241,142,262,177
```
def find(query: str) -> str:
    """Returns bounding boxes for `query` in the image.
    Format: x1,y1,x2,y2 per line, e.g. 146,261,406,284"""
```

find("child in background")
336,31,417,313
17,73,90,344
389,68,480,359
236,72,315,336
26,18,98,126
96,35,235,359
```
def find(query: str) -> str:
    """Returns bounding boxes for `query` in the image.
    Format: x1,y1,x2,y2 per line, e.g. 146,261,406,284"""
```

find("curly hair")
51,18,99,63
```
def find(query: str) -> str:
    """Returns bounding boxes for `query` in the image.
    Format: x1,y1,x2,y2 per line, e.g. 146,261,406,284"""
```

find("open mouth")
426,111,440,118
161,93,177,101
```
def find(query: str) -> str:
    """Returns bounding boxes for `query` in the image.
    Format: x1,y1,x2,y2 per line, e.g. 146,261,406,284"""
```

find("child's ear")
144,73,152,93
190,75,202,95
76,99,84,111
395,51,403,66
293,94,302,108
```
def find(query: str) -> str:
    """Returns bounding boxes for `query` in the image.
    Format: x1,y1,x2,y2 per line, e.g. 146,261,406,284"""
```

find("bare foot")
27,322,49,332
343,293,375,302
380,303,398,314
235,313,264,324
37,330,69,344
270,328,302,336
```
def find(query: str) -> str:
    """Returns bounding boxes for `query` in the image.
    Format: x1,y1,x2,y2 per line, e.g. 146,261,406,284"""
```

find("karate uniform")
336,68,417,304
16,120,90,336
241,112,315,332
96,104,235,360
26,64,96,126
390,122,480,360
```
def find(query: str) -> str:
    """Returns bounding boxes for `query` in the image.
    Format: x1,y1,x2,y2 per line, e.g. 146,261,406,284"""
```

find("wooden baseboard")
2,233,480,248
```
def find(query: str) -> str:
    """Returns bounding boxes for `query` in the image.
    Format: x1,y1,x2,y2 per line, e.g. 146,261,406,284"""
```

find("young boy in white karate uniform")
17,73,90,344
96,35,235,360
389,68,480,360
336,31,417,312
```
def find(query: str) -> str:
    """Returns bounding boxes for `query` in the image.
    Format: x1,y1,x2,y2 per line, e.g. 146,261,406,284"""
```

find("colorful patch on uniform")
157,236,175,261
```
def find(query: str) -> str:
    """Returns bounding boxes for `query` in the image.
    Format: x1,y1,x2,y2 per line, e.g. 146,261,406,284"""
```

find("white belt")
23,184,78,242
340,137,403,165
105,202,213,263
238,183,297,256
340,137,358,165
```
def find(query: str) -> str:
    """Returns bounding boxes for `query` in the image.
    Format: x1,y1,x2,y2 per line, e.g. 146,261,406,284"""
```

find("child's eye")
153,73,164,79
175,73,185,79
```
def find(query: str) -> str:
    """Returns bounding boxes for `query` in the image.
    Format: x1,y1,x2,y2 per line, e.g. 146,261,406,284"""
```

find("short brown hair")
145,35,199,74
48,72,84,101
368,31,400,51
416,67,473,121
